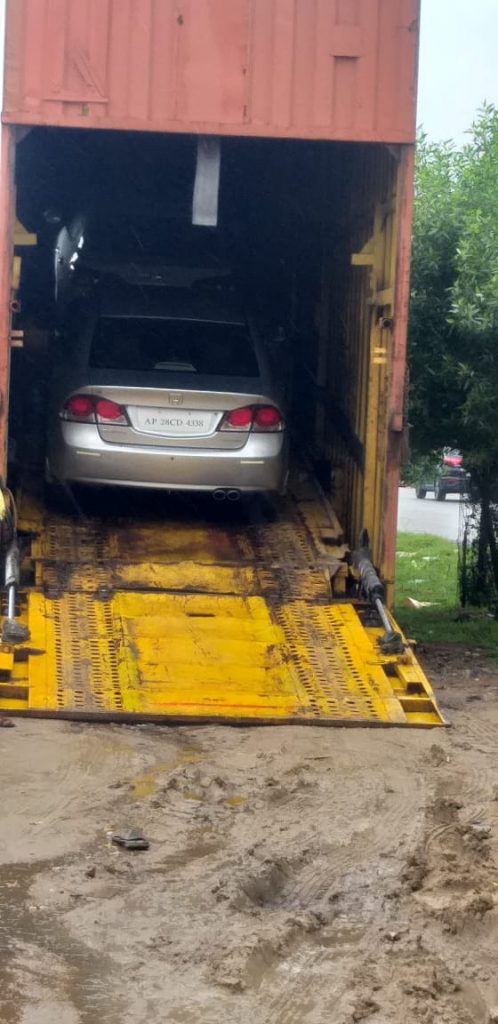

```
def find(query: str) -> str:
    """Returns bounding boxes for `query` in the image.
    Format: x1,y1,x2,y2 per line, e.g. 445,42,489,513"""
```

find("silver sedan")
46,288,288,499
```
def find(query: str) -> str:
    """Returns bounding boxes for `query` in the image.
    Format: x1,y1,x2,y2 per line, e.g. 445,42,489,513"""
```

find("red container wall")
3,0,420,143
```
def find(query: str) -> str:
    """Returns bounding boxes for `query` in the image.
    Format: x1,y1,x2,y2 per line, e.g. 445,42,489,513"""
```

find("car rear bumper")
442,480,467,493
421,476,469,494
439,474,469,493
48,423,287,492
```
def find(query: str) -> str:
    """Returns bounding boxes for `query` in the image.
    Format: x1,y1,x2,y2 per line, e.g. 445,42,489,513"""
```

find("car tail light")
62,394,94,421
61,394,128,425
253,406,284,432
219,407,254,431
95,398,127,424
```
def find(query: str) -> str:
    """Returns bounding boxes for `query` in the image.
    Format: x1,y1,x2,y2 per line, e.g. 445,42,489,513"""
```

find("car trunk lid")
78,385,276,449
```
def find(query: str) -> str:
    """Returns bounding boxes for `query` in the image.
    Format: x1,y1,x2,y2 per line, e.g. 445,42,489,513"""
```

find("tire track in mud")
197,731,498,1024
188,731,498,1024
386,768,498,1024
7,666,498,1024
450,708,498,757
46,742,425,1021
185,754,428,1020
0,861,128,1024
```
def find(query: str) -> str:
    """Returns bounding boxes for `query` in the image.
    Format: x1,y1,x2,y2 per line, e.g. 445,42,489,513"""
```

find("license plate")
130,406,217,437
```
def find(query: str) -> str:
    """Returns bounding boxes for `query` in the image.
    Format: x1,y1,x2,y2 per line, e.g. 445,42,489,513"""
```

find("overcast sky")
417,0,498,142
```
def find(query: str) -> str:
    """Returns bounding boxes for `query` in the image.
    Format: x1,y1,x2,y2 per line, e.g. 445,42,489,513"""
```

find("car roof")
71,210,228,267
97,285,246,325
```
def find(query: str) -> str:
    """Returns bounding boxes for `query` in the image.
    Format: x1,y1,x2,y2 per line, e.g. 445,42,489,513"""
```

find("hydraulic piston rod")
353,530,405,655
3,538,30,644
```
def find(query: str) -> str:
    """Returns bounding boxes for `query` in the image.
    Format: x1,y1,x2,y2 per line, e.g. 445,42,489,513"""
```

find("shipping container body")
4,0,419,142
0,0,441,727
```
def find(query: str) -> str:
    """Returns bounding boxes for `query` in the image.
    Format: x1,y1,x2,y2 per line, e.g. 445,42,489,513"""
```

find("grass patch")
394,531,498,651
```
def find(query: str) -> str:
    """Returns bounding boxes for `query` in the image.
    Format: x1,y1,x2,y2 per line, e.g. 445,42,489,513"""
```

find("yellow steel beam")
13,217,37,247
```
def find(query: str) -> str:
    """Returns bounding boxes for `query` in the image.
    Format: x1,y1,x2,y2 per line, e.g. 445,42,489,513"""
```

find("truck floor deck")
0,479,444,727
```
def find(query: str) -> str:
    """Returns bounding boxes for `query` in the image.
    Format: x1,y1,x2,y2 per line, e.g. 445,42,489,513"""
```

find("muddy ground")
2,645,498,1024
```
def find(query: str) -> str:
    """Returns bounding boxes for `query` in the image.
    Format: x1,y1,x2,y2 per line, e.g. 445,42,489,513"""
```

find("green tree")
409,134,462,453
409,106,498,609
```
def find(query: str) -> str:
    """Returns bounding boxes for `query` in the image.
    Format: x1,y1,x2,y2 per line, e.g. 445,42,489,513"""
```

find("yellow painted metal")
0,650,14,673
4,588,442,726
0,486,444,727
12,216,37,291
321,146,400,579
352,194,397,568
12,254,21,291
13,217,37,247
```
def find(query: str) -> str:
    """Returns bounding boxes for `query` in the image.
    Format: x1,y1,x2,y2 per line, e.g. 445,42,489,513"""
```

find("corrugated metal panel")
383,145,415,595
3,0,420,142
321,143,401,573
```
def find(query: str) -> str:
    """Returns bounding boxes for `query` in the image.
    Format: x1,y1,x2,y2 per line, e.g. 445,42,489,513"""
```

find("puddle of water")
0,862,126,1024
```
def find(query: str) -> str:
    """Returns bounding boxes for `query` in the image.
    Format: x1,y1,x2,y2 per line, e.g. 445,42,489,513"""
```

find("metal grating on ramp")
0,488,445,726
15,590,442,725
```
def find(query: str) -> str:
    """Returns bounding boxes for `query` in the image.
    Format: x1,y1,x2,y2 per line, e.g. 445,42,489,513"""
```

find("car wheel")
434,480,446,501
415,484,427,499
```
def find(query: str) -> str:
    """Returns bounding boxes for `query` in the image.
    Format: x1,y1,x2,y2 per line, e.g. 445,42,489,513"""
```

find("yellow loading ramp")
0,486,445,727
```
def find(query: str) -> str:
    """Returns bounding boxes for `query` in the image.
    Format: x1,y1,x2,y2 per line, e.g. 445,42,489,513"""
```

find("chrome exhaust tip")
212,489,227,502
227,489,241,503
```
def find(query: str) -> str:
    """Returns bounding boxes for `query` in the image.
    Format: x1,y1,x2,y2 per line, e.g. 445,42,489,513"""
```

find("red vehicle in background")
416,451,470,501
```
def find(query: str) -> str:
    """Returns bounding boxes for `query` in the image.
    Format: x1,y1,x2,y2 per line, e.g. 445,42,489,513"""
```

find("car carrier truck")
0,0,444,727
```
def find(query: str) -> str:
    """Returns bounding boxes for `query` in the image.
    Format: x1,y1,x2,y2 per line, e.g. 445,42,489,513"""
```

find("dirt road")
2,646,498,1024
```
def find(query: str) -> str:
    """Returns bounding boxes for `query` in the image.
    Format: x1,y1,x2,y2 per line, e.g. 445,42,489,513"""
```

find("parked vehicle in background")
46,283,288,498
416,451,470,501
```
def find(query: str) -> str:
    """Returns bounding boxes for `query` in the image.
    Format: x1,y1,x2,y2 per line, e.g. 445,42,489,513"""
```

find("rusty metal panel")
3,0,420,142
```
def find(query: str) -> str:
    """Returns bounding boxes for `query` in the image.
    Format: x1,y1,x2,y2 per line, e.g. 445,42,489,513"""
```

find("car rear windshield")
89,316,260,377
